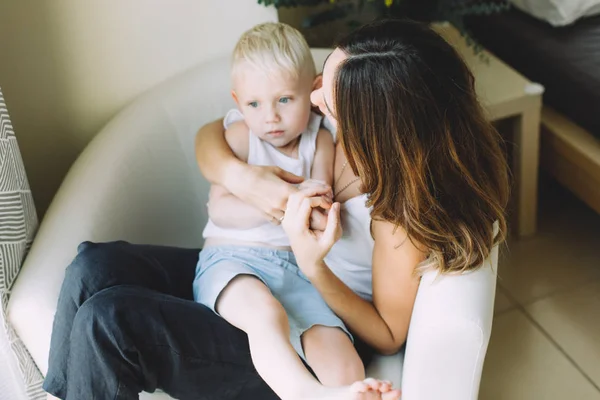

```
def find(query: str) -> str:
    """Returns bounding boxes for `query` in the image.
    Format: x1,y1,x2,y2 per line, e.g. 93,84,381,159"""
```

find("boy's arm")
310,128,335,187
304,128,335,232
207,122,266,229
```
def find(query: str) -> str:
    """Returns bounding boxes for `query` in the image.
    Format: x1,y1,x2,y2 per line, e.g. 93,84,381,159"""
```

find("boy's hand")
309,208,328,231
298,179,333,201
298,179,333,232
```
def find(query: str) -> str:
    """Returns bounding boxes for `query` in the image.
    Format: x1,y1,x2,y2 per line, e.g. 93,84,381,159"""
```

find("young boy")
193,23,391,400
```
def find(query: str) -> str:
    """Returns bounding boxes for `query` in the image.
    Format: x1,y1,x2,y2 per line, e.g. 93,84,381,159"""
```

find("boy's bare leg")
217,275,401,400
303,325,400,399
302,325,365,385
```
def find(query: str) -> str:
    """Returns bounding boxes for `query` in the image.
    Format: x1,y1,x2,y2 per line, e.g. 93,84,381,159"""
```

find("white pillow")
510,0,600,26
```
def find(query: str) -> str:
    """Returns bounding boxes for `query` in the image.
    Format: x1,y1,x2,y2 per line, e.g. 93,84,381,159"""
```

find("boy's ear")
231,90,239,106
312,74,323,91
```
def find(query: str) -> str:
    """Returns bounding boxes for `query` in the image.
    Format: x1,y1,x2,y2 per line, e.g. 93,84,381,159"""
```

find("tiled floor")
479,176,600,399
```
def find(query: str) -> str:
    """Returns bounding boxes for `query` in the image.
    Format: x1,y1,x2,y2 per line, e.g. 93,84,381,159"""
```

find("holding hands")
281,186,343,274
298,179,334,231
228,165,342,270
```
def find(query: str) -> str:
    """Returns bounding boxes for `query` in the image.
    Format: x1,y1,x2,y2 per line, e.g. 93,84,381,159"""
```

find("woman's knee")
70,286,125,347
70,285,152,346
63,241,137,294
67,287,150,396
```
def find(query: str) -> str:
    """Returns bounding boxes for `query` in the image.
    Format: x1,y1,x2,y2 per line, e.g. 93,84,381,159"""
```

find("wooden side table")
435,23,544,237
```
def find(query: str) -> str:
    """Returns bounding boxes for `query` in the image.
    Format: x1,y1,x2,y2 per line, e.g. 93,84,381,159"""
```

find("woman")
44,19,509,400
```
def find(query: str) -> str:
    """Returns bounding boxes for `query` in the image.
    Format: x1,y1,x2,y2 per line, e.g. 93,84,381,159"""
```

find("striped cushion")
0,88,45,399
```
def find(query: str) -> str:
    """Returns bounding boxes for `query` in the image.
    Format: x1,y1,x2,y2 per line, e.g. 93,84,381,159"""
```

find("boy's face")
232,64,312,148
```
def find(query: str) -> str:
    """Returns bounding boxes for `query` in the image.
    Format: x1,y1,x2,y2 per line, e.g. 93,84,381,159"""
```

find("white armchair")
7,49,498,400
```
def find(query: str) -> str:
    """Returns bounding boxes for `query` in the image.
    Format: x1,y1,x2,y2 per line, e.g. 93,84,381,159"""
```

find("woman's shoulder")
371,219,427,260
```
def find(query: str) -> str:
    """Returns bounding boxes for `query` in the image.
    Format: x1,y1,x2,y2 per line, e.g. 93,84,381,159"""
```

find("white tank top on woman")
320,118,374,301
325,194,374,301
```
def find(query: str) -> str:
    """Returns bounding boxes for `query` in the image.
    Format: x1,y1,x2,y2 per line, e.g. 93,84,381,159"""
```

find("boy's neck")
273,136,301,159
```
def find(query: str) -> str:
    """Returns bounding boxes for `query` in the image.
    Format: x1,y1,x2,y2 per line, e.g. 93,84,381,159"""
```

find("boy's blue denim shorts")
192,245,352,361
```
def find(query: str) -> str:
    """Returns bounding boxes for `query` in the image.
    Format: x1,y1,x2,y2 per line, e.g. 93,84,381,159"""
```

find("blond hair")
232,22,316,81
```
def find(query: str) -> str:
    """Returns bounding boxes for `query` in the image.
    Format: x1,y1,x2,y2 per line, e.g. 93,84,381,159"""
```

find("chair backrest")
100,48,333,247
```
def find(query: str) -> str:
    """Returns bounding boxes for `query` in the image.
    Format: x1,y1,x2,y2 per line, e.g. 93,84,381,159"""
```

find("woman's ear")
312,74,323,91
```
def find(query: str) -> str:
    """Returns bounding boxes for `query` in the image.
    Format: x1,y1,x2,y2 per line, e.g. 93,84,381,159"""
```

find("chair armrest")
8,56,234,374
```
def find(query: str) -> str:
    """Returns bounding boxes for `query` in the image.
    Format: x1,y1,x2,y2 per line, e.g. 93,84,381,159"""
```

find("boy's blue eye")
279,97,290,104
248,101,258,108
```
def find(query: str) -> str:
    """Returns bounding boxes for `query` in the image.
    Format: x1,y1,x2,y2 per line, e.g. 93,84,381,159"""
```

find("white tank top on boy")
203,108,321,247
202,111,375,302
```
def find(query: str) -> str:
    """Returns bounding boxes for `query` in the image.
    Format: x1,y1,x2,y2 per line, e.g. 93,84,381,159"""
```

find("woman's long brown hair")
334,19,510,274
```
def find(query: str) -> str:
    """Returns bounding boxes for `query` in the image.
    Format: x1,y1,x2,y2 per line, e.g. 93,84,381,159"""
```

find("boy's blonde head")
232,22,316,81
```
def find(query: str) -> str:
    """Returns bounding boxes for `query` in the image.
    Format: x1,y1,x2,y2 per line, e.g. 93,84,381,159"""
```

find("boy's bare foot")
306,378,401,400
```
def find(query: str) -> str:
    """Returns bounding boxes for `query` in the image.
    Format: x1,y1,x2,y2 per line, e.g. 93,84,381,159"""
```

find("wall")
0,0,276,217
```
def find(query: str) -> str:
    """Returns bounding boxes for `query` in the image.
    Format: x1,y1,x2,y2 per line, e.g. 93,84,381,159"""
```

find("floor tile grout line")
514,304,600,393
493,306,517,317
497,276,600,310
491,189,600,393
493,286,600,392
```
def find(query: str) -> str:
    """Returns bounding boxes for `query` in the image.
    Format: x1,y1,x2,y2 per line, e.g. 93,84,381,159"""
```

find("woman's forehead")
322,48,347,80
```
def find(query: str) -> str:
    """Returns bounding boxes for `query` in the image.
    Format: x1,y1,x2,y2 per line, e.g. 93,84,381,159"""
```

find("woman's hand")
299,179,333,231
282,187,343,275
224,164,334,225
225,164,303,223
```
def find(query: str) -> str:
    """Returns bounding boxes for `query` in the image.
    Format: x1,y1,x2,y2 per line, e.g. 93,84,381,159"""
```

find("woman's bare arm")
307,220,423,354
207,122,266,228
195,118,244,186
195,119,305,220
